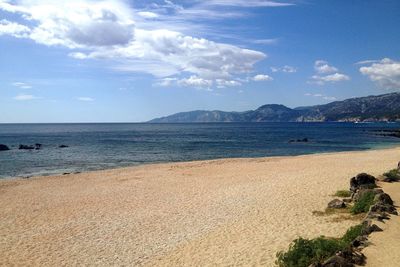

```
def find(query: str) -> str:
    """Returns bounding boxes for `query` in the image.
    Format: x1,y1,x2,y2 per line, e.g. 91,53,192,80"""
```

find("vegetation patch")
276,224,365,267
383,169,400,182
334,190,352,198
350,191,375,214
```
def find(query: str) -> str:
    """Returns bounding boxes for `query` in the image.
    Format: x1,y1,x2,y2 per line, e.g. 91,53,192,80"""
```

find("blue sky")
0,0,399,123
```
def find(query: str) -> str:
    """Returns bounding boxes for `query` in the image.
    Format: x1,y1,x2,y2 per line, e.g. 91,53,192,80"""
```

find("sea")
0,122,399,178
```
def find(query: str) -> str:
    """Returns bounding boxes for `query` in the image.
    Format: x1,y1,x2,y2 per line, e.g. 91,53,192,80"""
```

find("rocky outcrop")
0,144,10,151
328,199,346,209
19,144,35,150
350,173,376,193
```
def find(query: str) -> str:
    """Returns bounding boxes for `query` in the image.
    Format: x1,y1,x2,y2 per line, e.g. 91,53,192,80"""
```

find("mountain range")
149,92,400,123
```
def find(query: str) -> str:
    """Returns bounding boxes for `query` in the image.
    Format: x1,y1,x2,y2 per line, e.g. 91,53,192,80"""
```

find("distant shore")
1,147,399,266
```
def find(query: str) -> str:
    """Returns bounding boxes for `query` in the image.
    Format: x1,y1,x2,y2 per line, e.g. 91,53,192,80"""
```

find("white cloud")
355,59,380,65
314,60,338,74
271,65,297,73
253,74,273,81
0,0,266,86
12,82,32,89
216,79,241,88
155,77,178,87
77,97,95,102
0,19,30,38
304,93,337,101
310,60,349,85
13,94,40,101
177,76,213,89
137,11,159,19
311,73,350,84
359,58,400,90
252,38,279,45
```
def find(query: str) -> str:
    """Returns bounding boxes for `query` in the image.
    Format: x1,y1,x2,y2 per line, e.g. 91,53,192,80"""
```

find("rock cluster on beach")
316,168,399,267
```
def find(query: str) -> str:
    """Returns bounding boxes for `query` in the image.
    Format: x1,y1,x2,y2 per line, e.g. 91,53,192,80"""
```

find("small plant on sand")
334,190,351,198
350,191,375,214
341,224,364,244
383,169,400,182
276,224,365,267
276,237,344,267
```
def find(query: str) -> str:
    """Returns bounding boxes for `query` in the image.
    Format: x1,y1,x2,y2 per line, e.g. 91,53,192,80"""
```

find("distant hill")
149,93,400,123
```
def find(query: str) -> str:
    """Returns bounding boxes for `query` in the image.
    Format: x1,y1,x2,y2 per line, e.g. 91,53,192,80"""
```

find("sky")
0,0,399,123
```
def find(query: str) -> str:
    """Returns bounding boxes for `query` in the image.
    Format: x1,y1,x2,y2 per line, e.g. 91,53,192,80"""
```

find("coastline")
1,147,399,266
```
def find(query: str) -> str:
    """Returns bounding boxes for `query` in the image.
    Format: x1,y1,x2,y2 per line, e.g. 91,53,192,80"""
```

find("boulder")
362,224,383,235
0,144,10,151
19,144,35,150
369,203,398,215
350,173,376,192
328,199,346,209
398,161,400,171
374,193,394,206
35,143,42,150
59,145,69,148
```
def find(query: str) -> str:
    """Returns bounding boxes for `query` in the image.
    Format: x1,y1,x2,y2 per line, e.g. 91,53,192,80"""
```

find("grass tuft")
383,169,400,181
350,191,375,214
334,190,352,198
276,224,365,267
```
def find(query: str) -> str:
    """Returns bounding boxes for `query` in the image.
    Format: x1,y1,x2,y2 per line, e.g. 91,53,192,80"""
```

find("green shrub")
334,190,352,198
277,224,365,267
341,224,364,244
276,237,344,267
383,169,400,181
350,191,375,214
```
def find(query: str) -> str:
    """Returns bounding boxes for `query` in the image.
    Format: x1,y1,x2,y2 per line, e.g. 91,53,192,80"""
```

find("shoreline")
1,146,399,266
2,144,400,181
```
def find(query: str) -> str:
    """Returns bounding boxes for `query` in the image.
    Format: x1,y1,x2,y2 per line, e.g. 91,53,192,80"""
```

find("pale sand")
0,147,399,266
363,181,400,267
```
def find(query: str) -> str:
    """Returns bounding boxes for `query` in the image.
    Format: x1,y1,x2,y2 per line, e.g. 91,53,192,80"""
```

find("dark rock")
59,145,69,148
350,173,376,192
0,144,10,151
342,198,352,203
362,224,383,235
374,193,394,206
19,144,35,150
62,172,71,175
369,203,398,215
398,161,400,171
328,199,346,209
35,143,42,150
366,211,390,221
321,255,352,267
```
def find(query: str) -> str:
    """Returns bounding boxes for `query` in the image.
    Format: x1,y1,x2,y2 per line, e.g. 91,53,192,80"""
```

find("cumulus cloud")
359,58,400,90
314,60,338,74
13,94,40,100
310,60,349,85
177,76,213,89
77,97,95,101
0,0,267,88
0,19,30,37
252,74,273,81
311,73,350,84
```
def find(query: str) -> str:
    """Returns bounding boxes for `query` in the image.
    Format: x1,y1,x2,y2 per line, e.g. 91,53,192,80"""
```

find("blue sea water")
0,122,399,178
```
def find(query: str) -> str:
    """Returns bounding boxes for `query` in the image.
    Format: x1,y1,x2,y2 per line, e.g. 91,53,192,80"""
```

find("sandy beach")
0,147,399,266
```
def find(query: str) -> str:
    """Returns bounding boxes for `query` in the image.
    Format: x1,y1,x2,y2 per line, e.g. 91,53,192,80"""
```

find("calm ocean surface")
0,122,399,178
